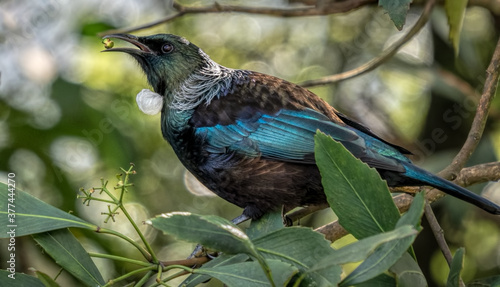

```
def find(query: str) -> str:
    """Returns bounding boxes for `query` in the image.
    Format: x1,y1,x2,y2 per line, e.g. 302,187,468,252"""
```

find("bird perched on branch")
103,33,500,222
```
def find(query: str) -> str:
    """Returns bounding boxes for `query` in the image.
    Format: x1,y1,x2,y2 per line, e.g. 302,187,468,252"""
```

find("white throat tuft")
136,89,164,115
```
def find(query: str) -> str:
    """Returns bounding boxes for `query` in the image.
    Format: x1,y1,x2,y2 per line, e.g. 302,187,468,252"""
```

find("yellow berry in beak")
102,38,114,49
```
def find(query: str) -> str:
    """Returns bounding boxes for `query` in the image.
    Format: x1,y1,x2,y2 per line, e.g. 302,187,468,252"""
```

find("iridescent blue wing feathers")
193,73,407,172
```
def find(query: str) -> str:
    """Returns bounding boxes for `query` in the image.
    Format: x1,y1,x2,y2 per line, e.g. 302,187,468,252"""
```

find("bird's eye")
161,43,174,54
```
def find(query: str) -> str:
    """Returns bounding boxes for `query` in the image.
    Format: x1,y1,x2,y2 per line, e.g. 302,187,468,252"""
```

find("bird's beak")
101,34,153,54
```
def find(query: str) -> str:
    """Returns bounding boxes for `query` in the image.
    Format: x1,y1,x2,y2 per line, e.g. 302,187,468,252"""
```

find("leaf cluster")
2,132,496,286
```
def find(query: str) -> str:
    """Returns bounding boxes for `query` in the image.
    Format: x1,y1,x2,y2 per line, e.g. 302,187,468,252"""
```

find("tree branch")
299,0,436,87
291,0,500,15
160,256,209,268
98,0,376,37
455,162,500,186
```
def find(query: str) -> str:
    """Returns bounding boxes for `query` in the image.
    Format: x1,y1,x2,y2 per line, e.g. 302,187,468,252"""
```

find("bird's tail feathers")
402,162,500,215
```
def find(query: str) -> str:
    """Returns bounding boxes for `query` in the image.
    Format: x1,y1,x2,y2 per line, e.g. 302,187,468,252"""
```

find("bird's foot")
283,214,293,226
187,244,218,269
187,244,204,260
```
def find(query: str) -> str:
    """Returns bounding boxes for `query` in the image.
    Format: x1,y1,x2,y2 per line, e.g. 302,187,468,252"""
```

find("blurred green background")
1,0,499,286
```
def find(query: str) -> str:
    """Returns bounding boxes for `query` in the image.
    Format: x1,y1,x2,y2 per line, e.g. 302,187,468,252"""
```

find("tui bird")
103,33,500,222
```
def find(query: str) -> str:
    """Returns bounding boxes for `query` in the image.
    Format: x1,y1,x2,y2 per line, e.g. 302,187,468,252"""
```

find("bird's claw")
187,244,219,268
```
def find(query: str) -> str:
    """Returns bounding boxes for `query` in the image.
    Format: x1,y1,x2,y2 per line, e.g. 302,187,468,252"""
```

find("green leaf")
182,254,249,287
81,22,115,36
340,226,417,286
148,212,256,255
396,191,425,230
34,270,62,287
379,0,412,30
395,190,425,260
467,275,500,286
246,210,284,240
445,0,468,55
389,252,427,287
313,225,416,267
254,226,341,286
301,266,342,287
340,193,424,286
0,185,96,237
193,259,298,287
0,270,45,287
353,273,396,287
314,131,400,239
148,212,278,285
446,248,465,287
254,226,334,268
309,225,415,286
32,229,105,287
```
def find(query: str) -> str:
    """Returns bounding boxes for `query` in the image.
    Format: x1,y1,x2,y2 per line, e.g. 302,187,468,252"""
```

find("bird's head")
102,33,206,96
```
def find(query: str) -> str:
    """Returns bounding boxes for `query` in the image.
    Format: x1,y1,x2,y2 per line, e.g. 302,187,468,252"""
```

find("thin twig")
439,36,500,181
98,0,376,37
424,202,452,264
437,68,481,102
424,202,466,287
299,0,436,87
